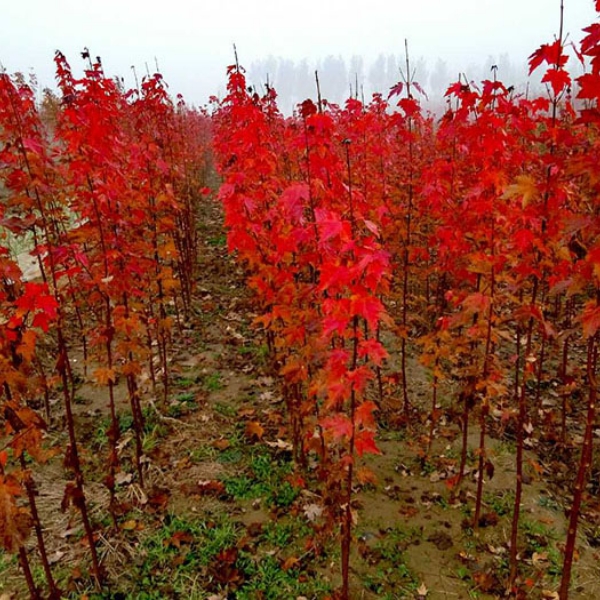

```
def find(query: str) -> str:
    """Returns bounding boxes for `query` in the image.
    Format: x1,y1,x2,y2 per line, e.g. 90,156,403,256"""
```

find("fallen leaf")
212,439,231,450
416,582,428,597
48,550,65,564
265,439,293,451
115,472,133,486
303,503,323,522
121,519,138,531
356,466,377,486
245,421,264,440
282,556,300,571
198,480,227,497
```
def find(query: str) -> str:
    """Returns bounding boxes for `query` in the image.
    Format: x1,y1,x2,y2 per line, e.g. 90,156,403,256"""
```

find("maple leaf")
0,476,32,553
16,329,37,362
354,430,382,457
577,72,600,100
354,400,378,429
245,421,265,440
388,81,404,99
542,68,571,96
350,295,384,331
581,302,600,338
316,210,344,243
397,97,420,117
93,367,116,385
356,466,377,485
299,99,317,118
412,81,428,99
357,338,388,366
303,502,323,522
320,414,353,440
528,40,568,74
280,184,309,221
281,556,300,571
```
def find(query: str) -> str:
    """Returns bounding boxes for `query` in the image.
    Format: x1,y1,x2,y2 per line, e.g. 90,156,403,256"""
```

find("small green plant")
221,450,298,507
484,490,515,516
214,401,236,417
202,371,224,392
208,234,227,247
176,391,196,404
235,553,332,599
261,521,294,547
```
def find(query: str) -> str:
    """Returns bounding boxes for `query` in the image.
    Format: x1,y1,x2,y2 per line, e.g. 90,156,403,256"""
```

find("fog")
1,0,597,111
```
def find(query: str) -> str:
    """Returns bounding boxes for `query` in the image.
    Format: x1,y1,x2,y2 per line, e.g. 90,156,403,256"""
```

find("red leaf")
388,81,404,99
320,414,353,440
350,295,384,330
542,68,571,96
354,400,378,429
581,302,600,339
357,338,388,367
397,97,420,117
354,430,381,457
528,41,568,74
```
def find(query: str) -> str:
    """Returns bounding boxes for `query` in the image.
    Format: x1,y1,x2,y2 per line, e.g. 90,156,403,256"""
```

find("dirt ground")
2,197,600,600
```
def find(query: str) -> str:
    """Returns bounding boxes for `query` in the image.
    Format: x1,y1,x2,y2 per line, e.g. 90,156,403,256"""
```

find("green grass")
201,371,224,392
67,510,332,599
358,526,419,597
221,450,300,508
484,490,515,517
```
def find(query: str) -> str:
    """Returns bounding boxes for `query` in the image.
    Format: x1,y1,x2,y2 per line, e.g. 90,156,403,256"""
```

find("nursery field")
2,9,600,600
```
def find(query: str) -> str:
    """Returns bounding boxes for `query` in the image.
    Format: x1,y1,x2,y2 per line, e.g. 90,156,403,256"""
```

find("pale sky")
1,0,598,107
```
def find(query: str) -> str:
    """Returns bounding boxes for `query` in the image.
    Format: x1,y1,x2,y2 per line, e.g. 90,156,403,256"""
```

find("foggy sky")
1,0,598,108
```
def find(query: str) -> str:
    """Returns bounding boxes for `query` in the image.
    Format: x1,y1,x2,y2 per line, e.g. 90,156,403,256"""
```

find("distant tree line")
247,52,583,114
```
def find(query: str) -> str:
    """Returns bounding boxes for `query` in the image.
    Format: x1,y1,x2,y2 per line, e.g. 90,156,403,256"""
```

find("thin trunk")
558,336,597,600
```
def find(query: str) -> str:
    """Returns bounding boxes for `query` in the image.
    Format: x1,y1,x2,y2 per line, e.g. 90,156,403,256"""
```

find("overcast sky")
1,0,598,107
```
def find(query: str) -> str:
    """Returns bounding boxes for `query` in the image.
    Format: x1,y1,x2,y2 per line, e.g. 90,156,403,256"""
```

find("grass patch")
221,450,300,508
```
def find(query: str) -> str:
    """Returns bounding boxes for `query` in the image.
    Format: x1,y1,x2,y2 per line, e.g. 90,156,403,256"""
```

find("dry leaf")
265,439,293,451
282,556,300,571
245,421,264,440
303,503,323,522
212,439,231,450
121,519,138,531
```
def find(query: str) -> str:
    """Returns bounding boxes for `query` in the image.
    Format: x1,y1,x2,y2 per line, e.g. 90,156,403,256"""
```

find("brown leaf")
197,480,227,497
0,476,31,552
212,439,231,450
282,556,300,571
238,408,256,418
165,531,194,548
245,421,264,441
356,466,377,486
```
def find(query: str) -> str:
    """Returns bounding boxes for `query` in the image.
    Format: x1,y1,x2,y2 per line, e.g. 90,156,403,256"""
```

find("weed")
484,490,514,516
176,391,196,404
207,234,227,247
538,493,560,511
221,450,298,508
202,371,224,392
236,553,331,599
174,375,198,388
189,444,217,463
214,401,236,417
